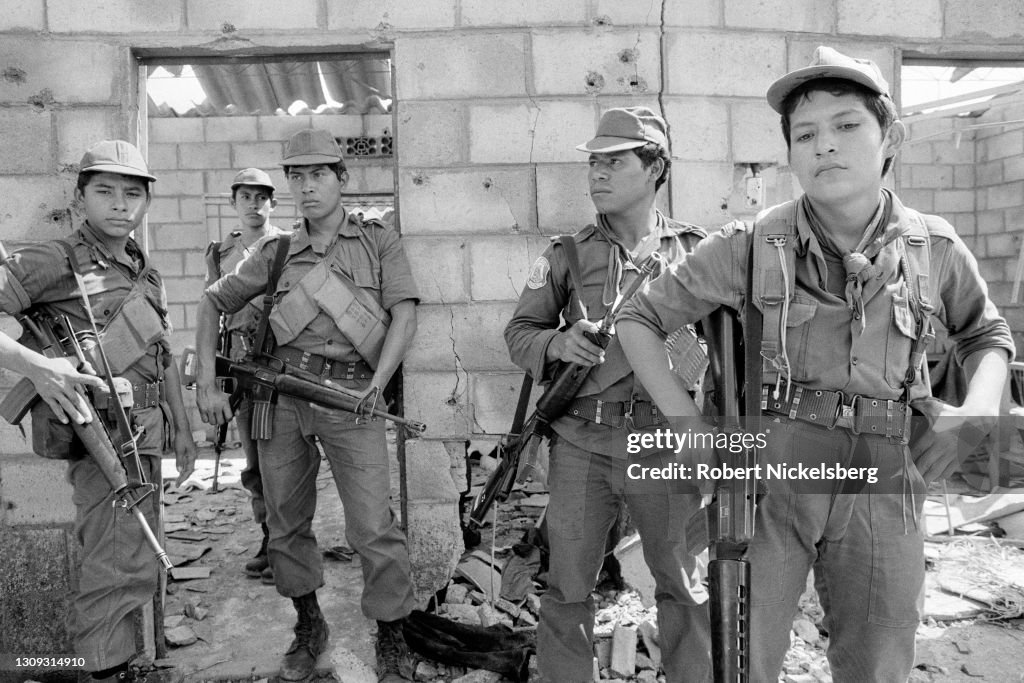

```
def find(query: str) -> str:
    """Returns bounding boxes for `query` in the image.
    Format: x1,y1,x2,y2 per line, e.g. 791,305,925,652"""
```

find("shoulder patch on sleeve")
525,256,551,290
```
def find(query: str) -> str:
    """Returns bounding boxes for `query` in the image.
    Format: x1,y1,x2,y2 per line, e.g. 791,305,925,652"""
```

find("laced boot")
244,523,270,577
375,618,413,682
279,591,329,681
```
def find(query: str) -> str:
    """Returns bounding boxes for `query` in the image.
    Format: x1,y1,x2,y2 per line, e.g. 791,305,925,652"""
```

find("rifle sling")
252,233,292,357
743,235,763,430
558,235,589,320
510,374,533,437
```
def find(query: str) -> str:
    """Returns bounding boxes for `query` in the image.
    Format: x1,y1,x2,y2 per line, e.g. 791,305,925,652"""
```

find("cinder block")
946,0,1024,39
0,38,119,104
725,0,833,32
662,0,719,26
48,0,181,32
948,212,975,237
594,0,672,26
0,176,72,241
984,130,1024,161
662,98,729,162
325,0,457,30
151,222,207,252
986,233,1018,259
470,101,596,164
462,0,586,26
177,142,231,170
0,456,75,525
258,115,311,142
205,169,241,195
149,117,204,144
399,168,535,234
405,440,460,503
147,196,180,224
610,623,638,678
897,189,934,213
933,188,975,215
404,237,469,304
954,165,977,189
0,527,76,656
930,137,975,165
405,302,518,372
167,303,186,331
912,165,955,190
469,236,551,301
0,110,52,173
976,210,1005,235
0,0,44,31
311,114,372,140
395,34,528,100
56,109,121,167
731,100,787,164
406,499,462,604
976,160,1004,187
898,141,936,165
148,250,184,276
186,0,318,30
229,142,282,171
471,372,541,435
666,32,785,98
153,170,204,196
183,251,208,277
532,29,661,96
146,143,178,171
356,165,395,194
536,163,592,235
163,276,206,304
179,196,207,224
988,181,1024,210
403,371,471,438
396,102,467,167
204,116,258,143
668,161,737,228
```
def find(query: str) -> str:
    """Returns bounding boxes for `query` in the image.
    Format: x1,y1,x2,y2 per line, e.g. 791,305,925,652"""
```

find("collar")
289,210,357,256
77,221,145,270
793,189,905,257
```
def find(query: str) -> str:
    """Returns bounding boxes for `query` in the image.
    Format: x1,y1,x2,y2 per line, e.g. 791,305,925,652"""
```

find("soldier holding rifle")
0,140,196,682
504,107,711,683
194,129,419,682
618,48,1014,680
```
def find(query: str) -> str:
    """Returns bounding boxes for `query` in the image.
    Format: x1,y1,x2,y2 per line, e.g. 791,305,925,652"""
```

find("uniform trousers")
235,400,266,525
67,406,163,671
259,393,415,621
748,417,926,682
539,436,711,683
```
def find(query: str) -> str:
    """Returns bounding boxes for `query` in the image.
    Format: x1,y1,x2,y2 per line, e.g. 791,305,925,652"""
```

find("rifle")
468,252,661,528
181,349,426,435
702,306,759,682
210,318,234,492
0,242,173,571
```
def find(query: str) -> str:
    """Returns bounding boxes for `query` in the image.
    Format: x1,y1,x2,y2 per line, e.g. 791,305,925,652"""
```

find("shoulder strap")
899,210,934,393
211,240,223,274
252,234,292,357
557,235,589,320
510,374,533,436
744,234,764,422
751,206,798,389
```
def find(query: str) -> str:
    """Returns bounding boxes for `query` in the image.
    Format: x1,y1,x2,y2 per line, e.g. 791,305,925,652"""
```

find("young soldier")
204,167,286,583
617,47,1014,680
194,129,418,682
0,140,196,681
504,107,711,683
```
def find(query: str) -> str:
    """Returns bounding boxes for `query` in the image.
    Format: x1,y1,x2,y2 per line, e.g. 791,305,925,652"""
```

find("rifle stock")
702,307,756,682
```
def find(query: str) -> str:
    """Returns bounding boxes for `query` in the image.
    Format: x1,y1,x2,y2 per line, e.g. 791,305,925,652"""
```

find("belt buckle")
836,393,859,431
623,397,637,431
594,399,604,425
298,351,312,372
322,359,332,377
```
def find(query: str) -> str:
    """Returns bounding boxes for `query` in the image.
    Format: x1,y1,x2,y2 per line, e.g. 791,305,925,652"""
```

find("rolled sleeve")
0,242,69,315
935,235,1015,363
378,228,419,310
204,238,273,315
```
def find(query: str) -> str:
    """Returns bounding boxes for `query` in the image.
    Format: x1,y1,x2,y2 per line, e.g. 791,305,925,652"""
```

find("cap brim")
81,163,156,182
280,153,343,166
766,65,885,113
575,137,648,153
231,182,276,191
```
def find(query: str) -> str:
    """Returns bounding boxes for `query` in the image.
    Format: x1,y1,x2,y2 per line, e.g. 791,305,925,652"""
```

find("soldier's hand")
196,382,234,426
911,397,995,483
548,319,605,366
30,354,106,425
172,426,198,486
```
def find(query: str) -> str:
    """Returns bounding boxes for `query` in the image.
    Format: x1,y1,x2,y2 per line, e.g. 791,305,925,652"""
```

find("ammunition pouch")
30,401,80,460
88,287,166,376
248,383,277,440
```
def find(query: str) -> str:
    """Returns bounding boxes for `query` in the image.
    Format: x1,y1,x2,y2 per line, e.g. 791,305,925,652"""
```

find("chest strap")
252,233,292,356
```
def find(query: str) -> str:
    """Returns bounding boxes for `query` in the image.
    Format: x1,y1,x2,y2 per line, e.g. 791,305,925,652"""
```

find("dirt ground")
153,442,1024,683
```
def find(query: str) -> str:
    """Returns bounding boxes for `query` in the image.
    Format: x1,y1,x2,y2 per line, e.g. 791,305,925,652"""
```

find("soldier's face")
231,185,276,229
76,172,151,239
286,165,347,221
587,150,657,214
787,91,903,208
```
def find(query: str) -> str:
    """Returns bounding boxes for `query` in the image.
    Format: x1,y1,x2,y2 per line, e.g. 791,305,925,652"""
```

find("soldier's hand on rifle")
196,380,234,426
548,319,605,366
30,354,106,425
172,423,198,486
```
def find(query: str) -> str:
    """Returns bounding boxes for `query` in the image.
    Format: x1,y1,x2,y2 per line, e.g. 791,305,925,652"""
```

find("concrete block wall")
1,0,1024,659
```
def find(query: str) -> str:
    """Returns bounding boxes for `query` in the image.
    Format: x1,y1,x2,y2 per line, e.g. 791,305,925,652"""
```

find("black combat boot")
375,618,413,682
244,523,270,577
279,591,329,681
